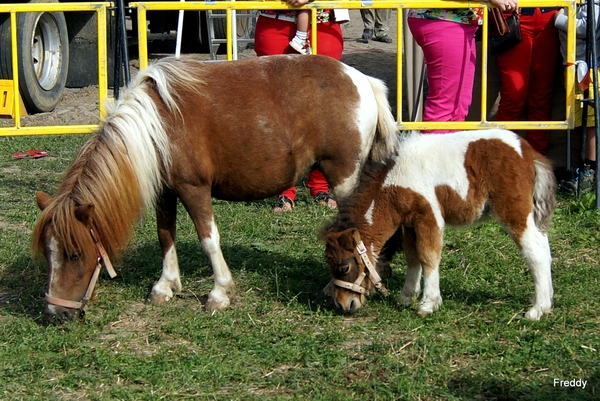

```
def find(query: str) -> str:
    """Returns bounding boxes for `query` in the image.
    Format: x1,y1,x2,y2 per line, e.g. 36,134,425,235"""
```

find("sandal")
11,149,48,159
314,192,337,210
273,196,294,213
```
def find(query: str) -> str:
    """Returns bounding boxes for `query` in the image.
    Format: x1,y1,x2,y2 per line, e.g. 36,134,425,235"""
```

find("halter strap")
331,239,390,297
45,229,117,315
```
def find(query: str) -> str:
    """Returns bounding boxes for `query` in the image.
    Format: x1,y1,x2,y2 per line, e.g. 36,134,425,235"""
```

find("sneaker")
560,166,596,194
289,36,312,55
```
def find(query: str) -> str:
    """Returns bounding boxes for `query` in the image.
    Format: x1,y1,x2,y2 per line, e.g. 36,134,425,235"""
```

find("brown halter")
45,229,117,316
331,240,390,297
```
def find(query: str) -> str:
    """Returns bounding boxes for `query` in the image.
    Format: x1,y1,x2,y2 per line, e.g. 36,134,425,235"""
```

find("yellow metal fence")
0,0,578,137
0,2,109,136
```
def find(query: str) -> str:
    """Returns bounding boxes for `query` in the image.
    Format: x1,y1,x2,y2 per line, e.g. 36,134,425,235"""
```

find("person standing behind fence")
359,9,393,43
254,0,348,212
555,5,598,193
407,0,517,134
495,7,561,154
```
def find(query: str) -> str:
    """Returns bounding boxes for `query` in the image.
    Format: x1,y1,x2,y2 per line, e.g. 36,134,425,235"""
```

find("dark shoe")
559,166,596,194
314,192,337,210
273,196,294,213
373,34,392,44
359,28,373,43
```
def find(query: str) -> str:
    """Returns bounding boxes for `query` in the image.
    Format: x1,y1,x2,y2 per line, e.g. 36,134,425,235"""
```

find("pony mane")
322,160,393,238
32,56,206,260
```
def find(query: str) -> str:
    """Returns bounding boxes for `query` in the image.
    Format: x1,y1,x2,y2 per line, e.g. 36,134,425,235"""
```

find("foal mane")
322,159,394,238
32,57,206,260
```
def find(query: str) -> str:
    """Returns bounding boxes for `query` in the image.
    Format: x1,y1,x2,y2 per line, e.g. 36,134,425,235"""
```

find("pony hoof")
205,297,230,313
147,291,172,304
525,306,552,321
398,294,414,307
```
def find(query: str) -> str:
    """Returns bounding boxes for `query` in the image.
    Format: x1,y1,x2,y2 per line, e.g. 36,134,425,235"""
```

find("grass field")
0,134,599,400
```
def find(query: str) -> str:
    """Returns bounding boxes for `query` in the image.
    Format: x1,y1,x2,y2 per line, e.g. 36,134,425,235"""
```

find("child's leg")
289,10,311,54
296,10,309,33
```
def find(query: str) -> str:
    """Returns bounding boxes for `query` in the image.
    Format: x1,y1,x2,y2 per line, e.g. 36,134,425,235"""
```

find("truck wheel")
0,0,69,113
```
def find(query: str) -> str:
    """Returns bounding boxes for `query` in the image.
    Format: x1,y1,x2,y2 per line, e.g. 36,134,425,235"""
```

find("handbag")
489,8,510,38
489,10,522,55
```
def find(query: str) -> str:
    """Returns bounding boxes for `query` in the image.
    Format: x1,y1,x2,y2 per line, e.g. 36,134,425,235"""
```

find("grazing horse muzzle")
329,240,389,313
45,229,117,320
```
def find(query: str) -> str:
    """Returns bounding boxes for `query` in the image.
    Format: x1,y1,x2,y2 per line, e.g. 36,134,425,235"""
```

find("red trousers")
495,9,560,154
254,15,343,200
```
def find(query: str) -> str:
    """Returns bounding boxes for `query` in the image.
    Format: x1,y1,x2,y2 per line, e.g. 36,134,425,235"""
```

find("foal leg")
414,224,444,316
178,186,235,312
513,215,553,321
149,190,182,303
399,227,422,306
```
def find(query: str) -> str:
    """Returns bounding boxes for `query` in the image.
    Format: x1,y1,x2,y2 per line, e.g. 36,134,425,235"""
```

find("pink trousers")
408,18,479,133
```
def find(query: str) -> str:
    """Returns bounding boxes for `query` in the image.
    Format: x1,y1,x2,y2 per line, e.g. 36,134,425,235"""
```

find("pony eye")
339,264,350,275
69,253,81,261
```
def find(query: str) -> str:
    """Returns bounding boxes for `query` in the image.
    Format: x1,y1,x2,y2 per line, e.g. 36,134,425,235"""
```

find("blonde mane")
31,57,206,259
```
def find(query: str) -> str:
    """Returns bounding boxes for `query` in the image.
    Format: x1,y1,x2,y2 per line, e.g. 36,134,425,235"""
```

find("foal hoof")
398,294,414,307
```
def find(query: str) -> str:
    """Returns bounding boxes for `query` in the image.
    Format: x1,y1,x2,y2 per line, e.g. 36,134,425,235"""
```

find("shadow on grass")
446,368,600,400
0,229,335,323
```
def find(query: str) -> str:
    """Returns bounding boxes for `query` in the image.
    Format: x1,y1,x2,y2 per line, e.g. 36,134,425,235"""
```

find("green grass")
1,135,599,400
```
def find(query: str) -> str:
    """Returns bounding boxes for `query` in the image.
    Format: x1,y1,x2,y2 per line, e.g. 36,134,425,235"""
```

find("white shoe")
289,36,312,55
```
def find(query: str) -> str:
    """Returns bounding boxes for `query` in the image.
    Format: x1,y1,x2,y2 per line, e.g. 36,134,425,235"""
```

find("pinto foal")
323,130,556,321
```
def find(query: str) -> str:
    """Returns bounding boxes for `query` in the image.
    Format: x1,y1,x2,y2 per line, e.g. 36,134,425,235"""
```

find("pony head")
32,191,115,321
323,227,378,313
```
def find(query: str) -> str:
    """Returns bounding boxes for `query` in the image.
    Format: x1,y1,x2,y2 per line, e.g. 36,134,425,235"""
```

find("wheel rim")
30,12,63,91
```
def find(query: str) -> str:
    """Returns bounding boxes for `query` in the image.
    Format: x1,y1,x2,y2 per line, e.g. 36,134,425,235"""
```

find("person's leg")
255,16,299,211
524,10,560,154
312,21,344,60
306,170,337,209
359,9,375,42
274,186,296,213
495,14,534,123
373,9,392,43
254,16,297,56
290,11,311,54
407,18,478,133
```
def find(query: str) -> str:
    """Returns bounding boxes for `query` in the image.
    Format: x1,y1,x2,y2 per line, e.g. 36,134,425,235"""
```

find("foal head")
323,227,379,313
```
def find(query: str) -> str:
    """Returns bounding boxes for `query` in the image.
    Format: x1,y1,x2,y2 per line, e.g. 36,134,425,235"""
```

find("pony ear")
74,203,95,227
350,228,362,246
36,191,52,211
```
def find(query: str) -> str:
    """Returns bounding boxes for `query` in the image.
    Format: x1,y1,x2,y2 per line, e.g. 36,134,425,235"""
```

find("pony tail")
532,154,556,234
366,76,399,162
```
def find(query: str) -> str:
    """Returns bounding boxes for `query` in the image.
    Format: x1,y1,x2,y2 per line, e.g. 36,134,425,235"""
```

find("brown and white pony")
323,130,556,321
31,55,399,320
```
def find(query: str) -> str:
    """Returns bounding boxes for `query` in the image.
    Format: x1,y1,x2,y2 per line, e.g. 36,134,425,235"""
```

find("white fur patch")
365,201,375,225
47,237,61,296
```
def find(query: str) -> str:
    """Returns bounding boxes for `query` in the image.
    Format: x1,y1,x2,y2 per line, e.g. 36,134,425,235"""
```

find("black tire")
0,0,69,113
